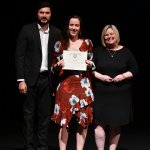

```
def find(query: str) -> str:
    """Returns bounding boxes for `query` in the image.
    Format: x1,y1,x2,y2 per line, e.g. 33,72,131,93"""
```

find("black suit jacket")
15,22,61,90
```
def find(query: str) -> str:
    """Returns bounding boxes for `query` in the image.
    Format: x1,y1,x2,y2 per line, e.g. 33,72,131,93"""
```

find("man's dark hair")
36,1,53,13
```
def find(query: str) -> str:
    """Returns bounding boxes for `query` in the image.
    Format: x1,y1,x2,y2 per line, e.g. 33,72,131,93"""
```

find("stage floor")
0,119,150,150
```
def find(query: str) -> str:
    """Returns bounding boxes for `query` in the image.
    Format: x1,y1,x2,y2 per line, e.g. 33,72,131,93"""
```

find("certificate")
62,50,87,71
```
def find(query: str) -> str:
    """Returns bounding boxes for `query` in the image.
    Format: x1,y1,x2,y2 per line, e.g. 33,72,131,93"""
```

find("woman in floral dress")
51,15,95,150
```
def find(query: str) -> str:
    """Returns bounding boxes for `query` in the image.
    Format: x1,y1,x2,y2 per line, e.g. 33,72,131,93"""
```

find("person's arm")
92,71,113,82
118,49,139,81
112,71,132,82
86,39,96,71
51,41,63,73
113,48,139,82
127,49,139,77
15,26,27,81
15,26,28,94
121,71,133,79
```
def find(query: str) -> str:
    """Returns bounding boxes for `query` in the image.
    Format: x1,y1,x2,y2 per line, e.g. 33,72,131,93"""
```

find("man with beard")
15,1,61,150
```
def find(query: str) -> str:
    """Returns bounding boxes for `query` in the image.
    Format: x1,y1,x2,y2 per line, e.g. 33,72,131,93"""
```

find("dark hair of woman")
62,15,84,50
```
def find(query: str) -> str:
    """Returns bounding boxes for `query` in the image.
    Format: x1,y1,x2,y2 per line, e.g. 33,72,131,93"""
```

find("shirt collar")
37,23,49,33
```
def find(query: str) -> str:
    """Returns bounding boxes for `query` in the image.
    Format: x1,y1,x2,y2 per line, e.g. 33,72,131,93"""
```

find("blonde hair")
101,24,120,47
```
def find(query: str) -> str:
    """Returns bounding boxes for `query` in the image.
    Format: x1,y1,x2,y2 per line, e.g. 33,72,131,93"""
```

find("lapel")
32,23,42,51
32,24,57,63
48,25,55,56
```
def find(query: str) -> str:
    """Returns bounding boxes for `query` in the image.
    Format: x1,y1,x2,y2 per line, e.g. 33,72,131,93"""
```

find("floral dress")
51,39,94,128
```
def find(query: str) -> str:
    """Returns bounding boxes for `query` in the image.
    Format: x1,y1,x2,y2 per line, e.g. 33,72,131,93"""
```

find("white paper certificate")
62,50,87,71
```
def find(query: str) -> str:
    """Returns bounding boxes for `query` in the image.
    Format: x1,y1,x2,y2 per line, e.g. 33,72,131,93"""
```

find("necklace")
107,49,116,58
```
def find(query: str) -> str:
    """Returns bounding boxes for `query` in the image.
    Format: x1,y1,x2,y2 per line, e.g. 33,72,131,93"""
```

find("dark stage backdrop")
1,0,149,126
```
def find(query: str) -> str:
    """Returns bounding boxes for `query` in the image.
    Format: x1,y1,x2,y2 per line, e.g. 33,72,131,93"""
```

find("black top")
93,46,138,126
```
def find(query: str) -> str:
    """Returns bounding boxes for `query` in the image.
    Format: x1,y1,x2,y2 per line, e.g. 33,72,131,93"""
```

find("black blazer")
15,22,62,90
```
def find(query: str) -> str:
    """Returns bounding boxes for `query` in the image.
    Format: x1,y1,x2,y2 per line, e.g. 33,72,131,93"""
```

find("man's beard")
38,19,49,26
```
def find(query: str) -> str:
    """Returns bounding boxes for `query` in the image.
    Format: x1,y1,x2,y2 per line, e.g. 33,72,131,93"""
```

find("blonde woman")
92,24,138,150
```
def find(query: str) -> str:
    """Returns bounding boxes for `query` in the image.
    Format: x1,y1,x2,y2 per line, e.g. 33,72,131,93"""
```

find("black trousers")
23,72,52,150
